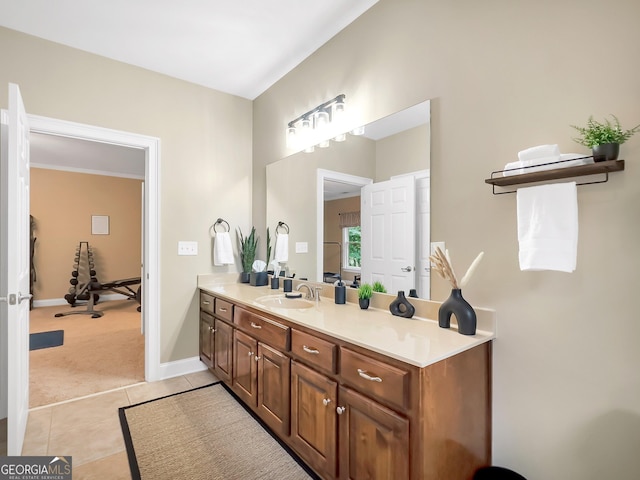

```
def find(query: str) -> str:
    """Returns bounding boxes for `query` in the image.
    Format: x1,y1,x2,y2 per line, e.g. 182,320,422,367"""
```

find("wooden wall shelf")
485,159,625,194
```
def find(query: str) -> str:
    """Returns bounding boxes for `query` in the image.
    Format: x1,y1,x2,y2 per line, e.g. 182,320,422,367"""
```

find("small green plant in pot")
372,281,387,294
237,226,258,283
357,283,373,310
571,114,640,162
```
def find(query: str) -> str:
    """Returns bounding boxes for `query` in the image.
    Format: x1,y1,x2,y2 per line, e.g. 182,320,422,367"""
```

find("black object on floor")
473,466,527,480
29,330,64,351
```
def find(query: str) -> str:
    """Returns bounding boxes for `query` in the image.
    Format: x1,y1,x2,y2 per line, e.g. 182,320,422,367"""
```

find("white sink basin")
255,294,314,310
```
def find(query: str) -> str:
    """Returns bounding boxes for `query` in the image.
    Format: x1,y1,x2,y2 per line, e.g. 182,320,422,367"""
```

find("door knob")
17,292,32,304
401,266,412,272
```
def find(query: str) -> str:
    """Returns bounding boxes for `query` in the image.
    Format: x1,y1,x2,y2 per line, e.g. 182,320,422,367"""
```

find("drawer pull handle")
202,300,211,305
302,345,319,355
219,307,228,312
322,398,332,406
250,322,262,329
336,406,345,415
357,369,383,383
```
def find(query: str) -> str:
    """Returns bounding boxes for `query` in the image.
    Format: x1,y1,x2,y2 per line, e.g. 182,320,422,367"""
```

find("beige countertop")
198,277,495,368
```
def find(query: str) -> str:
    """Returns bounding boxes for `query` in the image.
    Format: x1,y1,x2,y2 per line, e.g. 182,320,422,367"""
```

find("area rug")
29,330,64,350
119,382,318,480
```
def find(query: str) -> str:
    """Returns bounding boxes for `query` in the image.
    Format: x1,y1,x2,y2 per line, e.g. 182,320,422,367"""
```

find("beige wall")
0,26,253,363
254,0,640,478
30,168,142,300
375,123,430,181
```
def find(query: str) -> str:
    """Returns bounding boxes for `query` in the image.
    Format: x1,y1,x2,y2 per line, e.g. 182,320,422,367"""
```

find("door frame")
28,114,161,382
316,169,372,283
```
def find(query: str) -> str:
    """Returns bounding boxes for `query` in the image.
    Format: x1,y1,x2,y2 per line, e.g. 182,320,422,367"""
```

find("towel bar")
210,218,230,234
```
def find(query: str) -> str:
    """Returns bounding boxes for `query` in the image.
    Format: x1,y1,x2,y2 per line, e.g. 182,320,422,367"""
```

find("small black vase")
438,289,476,335
240,272,250,283
592,143,619,162
389,291,415,318
359,298,370,310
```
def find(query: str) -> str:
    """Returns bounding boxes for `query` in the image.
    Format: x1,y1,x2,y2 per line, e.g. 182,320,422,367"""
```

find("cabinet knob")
248,351,255,357
255,355,261,362
336,406,345,415
209,326,215,332
322,398,332,406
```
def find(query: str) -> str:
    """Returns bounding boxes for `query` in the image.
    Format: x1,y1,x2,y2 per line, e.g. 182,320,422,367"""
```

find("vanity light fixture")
287,94,348,152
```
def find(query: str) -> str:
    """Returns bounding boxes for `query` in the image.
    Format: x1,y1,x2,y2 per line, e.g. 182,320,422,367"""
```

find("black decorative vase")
359,298,370,310
592,143,619,162
438,289,476,335
240,271,250,283
408,289,418,298
389,291,415,318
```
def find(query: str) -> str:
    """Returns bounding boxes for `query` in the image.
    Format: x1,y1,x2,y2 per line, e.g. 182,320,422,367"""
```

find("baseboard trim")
159,356,208,380
33,294,128,308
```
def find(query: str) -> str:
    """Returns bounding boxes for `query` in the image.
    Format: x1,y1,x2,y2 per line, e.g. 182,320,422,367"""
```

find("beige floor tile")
72,451,132,480
50,389,129,431
22,407,52,456
47,415,126,467
184,368,219,388
124,375,193,405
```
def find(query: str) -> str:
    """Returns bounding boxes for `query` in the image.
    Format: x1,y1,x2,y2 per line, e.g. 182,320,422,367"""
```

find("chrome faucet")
296,283,314,300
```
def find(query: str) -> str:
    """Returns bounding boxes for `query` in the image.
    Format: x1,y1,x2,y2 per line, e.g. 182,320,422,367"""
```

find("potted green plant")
357,283,373,309
571,114,640,162
237,226,258,283
372,281,387,294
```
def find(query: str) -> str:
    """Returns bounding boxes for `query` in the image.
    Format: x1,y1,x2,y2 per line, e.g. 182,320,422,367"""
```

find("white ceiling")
0,0,378,100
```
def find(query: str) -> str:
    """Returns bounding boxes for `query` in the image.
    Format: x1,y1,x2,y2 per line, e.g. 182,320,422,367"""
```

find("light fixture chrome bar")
287,94,346,128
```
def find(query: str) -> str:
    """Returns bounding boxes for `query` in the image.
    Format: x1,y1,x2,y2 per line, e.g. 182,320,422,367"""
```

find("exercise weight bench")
55,277,141,319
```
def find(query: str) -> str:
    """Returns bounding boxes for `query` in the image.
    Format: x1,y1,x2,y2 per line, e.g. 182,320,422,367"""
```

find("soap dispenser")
334,280,346,304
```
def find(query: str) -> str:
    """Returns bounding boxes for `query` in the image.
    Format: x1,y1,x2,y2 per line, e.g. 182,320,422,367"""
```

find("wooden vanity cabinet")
232,312,291,437
290,360,338,479
199,311,214,368
199,290,492,480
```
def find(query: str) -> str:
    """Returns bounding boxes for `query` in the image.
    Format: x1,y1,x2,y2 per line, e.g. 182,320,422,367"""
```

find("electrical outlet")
178,241,198,256
430,241,445,255
295,242,308,254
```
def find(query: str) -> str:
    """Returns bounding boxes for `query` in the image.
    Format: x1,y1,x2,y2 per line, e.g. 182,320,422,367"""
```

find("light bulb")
350,125,365,136
334,133,346,142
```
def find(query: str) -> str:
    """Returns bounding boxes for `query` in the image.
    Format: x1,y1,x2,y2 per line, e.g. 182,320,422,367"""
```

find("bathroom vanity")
198,280,494,480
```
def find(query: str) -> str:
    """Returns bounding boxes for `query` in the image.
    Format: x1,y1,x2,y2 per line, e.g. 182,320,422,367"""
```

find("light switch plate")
295,242,308,254
178,241,198,256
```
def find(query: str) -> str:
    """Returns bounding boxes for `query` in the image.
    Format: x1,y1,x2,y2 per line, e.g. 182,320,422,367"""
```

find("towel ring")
276,221,289,234
210,218,230,236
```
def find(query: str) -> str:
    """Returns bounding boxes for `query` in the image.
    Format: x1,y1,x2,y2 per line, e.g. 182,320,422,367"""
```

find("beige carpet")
119,383,316,480
29,299,144,407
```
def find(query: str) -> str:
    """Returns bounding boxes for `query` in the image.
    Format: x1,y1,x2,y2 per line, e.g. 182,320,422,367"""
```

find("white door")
415,175,430,299
1,83,31,455
361,176,415,293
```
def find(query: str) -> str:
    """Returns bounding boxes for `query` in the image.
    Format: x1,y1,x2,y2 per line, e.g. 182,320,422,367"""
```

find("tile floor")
21,369,219,479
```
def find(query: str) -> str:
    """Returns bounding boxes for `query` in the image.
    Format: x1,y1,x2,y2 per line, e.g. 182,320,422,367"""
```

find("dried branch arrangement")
429,247,484,290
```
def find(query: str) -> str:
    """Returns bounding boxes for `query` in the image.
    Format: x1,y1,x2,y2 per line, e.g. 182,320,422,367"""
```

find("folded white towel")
273,233,289,262
518,144,561,162
517,182,578,272
213,231,235,266
503,154,593,177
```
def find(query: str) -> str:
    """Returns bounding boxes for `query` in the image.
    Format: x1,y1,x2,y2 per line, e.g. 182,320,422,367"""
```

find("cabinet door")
233,329,258,407
199,312,214,368
214,319,233,384
291,361,338,479
337,386,409,480
257,342,290,437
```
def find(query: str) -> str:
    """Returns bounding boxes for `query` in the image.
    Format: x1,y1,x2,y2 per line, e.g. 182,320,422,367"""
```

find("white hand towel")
517,182,578,273
503,154,593,177
273,233,289,262
213,231,234,266
518,144,561,162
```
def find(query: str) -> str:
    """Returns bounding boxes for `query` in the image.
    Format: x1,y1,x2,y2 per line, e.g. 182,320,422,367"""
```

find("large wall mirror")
266,100,431,297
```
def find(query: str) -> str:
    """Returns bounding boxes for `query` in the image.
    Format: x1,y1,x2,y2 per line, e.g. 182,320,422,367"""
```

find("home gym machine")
55,241,141,319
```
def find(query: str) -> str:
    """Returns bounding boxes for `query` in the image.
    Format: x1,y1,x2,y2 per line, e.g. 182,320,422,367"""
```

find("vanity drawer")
234,307,289,351
340,348,410,411
200,292,215,315
291,329,337,374
215,298,234,322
